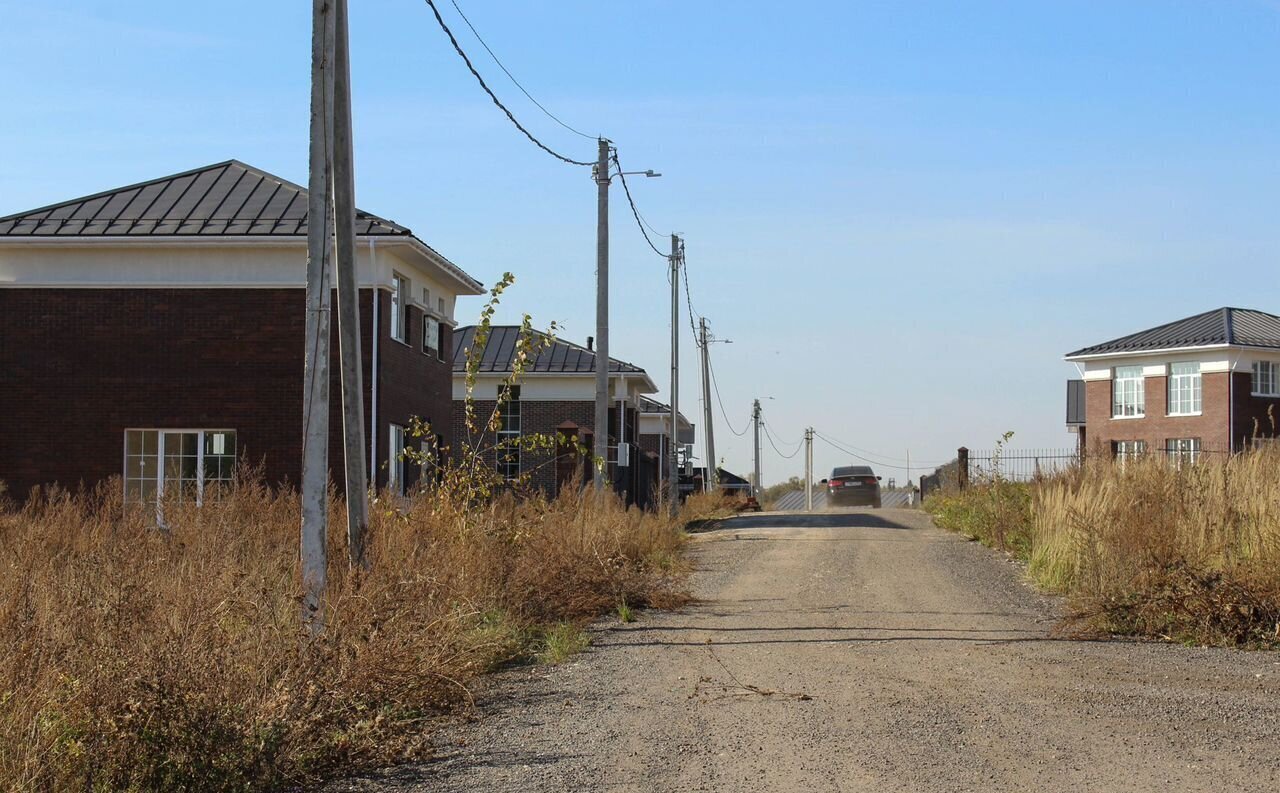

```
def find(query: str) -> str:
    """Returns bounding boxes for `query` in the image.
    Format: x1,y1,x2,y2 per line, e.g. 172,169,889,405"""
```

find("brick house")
1064,307,1280,461
0,159,483,503
450,325,661,505
637,396,695,494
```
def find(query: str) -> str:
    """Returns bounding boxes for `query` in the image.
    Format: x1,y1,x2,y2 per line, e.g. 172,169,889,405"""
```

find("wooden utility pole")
668,234,681,514
331,0,370,569
593,138,611,490
302,0,336,629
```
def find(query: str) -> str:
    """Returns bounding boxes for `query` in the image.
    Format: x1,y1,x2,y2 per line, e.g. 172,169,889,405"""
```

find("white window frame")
1112,366,1145,418
423,313,440,357
1252,361,1280,397
1166,437,1200,467
496,386,521,480
388,424,407,495
1167,362,1202,416
1114,439,1146,466
391,273,410,344
123,429,236,508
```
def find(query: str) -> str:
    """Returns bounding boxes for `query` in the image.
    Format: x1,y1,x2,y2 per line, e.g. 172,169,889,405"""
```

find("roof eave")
1061,342,1274,362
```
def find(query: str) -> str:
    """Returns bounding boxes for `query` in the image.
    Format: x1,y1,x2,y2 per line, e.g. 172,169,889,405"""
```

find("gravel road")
332,508,1280,792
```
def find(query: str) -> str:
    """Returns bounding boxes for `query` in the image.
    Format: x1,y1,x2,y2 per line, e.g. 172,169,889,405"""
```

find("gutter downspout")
1229,349,1241,454
369,238,379,485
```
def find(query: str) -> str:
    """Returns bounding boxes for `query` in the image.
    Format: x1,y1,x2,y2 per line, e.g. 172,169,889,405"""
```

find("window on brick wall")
1112,439,1146,466
423,314,439,357
1168,362,1201,415
124,429,236,507
1252,361,1279,396
496,386,521,480
1112,366,1144,417
391,273,409,343
388,424,407,495
1166,437,1200,467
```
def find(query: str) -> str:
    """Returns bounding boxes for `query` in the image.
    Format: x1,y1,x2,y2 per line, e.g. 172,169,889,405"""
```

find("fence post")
957,447,969,491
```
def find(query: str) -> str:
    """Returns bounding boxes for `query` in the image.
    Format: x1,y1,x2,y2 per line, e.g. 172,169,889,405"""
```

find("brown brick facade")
0,287,454,499
449,395,651,501
1084,371,1255,456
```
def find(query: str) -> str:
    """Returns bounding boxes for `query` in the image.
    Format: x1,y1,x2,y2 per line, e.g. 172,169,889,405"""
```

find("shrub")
0,476,693,791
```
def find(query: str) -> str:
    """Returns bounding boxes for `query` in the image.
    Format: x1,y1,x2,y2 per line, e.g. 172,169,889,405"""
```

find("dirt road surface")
334,509,1280,792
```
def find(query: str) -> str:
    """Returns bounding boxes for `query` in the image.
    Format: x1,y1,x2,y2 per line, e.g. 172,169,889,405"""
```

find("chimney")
586,336,594,352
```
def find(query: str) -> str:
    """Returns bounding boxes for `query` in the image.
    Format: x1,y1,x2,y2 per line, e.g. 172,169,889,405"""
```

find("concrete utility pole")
698,317,717,493
332,0,369,569
752,398,762,498
593,137,611,490
668,234,681,514
804,427,814,512
302,0,336,628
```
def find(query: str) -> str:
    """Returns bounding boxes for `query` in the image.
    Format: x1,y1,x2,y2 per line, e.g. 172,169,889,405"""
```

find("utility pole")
752,398,762,498
698,317,717,493
804,427,814,512
332,0,369,569
302,0,336,629
593,137,610,490
668,234,681,514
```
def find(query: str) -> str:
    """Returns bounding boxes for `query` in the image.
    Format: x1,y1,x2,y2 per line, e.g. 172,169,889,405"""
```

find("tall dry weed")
1033,450,1280,645
0,473,692,791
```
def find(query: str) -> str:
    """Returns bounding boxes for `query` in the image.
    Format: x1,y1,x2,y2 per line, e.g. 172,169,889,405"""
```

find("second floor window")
391,274,409,343
423,315,439,357
1253,361,1279,396
1168,362,1201,415
1112,366,1144,417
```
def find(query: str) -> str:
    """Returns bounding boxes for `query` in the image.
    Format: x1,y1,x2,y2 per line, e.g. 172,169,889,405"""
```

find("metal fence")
963,447,1079,483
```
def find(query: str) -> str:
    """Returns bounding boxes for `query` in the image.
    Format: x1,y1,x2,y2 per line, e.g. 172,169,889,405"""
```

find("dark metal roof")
451,325,647,375
0,159,412,238
1066,307,1280,358
1066,379,1086,425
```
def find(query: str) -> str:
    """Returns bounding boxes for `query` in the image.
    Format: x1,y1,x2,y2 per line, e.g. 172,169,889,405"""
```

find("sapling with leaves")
400,273,600,512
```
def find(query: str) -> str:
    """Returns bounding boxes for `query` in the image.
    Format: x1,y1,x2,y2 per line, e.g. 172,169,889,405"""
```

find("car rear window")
831,466,874,478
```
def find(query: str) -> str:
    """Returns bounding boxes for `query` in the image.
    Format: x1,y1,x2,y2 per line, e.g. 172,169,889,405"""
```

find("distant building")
451,325,663,506
0,160,483,502
1064,307,1280,461
637,396,696,495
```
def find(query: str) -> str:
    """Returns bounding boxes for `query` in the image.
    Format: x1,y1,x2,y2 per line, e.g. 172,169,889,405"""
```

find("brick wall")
449,395,652,501
1231,371,1280,449
1084,372,1231,455
0,287,454,499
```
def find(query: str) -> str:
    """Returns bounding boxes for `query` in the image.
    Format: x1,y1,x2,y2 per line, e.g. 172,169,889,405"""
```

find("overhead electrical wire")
422,0,593,166
812,429,947,468
762,418,802,449
611,152,669,258
813,432,922,472
707,355,749,436
762,421,803,459
447,0,595,140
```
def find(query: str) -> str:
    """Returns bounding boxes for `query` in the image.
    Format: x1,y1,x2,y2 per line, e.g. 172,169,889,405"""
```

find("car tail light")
862,477,877,485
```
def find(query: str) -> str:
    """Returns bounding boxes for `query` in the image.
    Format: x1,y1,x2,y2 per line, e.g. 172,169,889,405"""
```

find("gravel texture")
329,508,1280,792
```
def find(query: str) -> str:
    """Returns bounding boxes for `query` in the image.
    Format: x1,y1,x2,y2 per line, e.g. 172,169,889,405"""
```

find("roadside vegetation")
0,277,722,791
926,446,1280,648
0,474,721,791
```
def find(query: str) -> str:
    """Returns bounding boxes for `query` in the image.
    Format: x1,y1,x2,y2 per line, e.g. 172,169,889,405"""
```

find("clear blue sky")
3,1,1278,484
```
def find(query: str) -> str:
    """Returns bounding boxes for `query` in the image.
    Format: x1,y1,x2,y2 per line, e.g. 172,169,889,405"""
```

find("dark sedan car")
823,465,882,508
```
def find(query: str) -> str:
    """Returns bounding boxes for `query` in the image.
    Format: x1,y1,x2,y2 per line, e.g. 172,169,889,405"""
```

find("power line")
812,429,947,467
682,248,701,341
707,354,748,436
611,152,668,258
422,0,593,167
762,421,802,459
762,417,802,448
448,0,595,140
813,432,924,472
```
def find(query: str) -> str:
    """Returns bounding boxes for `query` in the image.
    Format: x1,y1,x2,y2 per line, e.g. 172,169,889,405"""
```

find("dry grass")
1032,450,1280,646
928,449,1280,647
0,473,694,791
